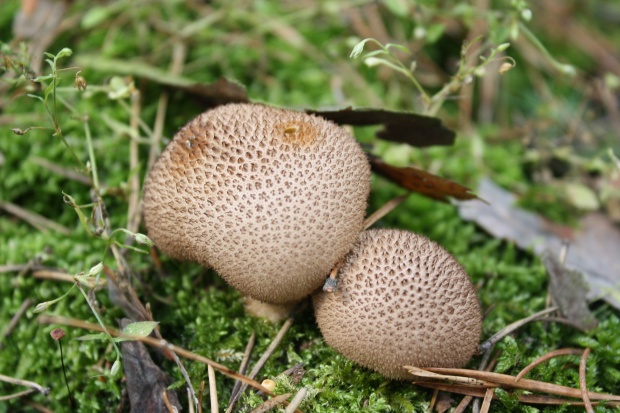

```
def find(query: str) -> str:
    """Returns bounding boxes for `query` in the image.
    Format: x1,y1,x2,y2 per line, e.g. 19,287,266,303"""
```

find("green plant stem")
75,282,122,375
84,118,100,190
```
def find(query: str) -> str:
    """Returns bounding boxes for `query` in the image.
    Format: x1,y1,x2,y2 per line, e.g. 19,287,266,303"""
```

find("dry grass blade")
421,367,620,401
405,366,496,387
0,388,36,402
227,332,256,412
515,348,583,381
453,395,474,413
31,156,92,185
480,388,493,413
0,298,32,349
208,365,218,413
249,393,292,413
37,315,266,391
37,315,304,413
0,201,70,235
580,348,594,413
411,381,620,407
33,269,106,287
197,381,205,413
479,307,558,353
285,388,307,413
0,374,50,396
228,318,294,412
163,390,175,413
363,193,409,230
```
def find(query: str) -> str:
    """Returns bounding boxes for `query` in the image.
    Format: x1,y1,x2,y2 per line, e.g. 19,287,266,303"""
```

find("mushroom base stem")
243,297,296,323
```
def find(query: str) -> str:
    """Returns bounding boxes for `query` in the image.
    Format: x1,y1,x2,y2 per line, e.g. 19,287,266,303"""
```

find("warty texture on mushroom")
143,103,371,304
313,228,482,380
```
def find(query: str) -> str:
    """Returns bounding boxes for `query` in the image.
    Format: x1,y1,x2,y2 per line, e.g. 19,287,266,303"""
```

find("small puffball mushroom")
312,229,482,380
143,103,371,304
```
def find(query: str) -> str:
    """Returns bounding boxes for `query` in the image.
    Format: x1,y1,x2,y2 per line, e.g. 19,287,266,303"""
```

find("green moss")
1,1,620,412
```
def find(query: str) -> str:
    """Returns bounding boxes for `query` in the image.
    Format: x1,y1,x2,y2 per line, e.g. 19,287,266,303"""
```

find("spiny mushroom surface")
143,103,371,304
312,228,482,380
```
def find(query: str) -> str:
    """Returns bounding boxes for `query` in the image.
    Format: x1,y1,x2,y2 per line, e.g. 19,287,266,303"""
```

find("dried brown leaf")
369,156,478,202
308,107,455,147
543,252,598,330
119,319,181,413
458,178,620,310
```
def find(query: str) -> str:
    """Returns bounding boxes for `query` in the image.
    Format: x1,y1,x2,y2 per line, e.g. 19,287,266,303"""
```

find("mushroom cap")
312,228,482,380
143,103,371,303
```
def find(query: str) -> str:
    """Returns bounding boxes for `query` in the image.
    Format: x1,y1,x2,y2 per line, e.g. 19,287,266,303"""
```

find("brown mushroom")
312,228,482,380
143,103,371,304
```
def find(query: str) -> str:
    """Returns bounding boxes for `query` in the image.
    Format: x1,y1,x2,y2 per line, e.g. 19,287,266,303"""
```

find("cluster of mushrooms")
143,103,482,380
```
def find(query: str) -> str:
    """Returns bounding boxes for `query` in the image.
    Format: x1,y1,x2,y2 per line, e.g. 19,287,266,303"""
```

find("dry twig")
37,314,303,413
579,348,594,413
0,373,50,396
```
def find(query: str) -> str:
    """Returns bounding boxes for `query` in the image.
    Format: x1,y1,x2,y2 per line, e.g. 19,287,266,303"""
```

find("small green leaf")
87,262,104,277
33,74,53,82
350,38,379,59
115,321,159,342
55,48,73,60
110,358,121,377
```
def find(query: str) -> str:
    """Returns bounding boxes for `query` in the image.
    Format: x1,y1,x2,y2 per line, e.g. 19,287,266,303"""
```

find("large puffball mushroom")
143,103,371,304
312,228,482,380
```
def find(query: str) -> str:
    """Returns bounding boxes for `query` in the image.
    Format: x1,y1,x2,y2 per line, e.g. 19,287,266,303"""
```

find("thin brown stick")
163,390,175,413
126,90,141,237
423,368,620,401
453,395,474,413
480,387,494,413
188,387,195,413
515,348,583,381
37,314,267,391
0,298,33,349
198,381,205,413
363,194,409,230
38,314,304,412
227,332,256,411
0,374,50,396
0,201,71,235
580,348,594,413
24,401,54,413
33,269,106,287
429,389,438,412
478,307,558,353
411,381,620,406
228,319,294,412
284,388,307,413
249,393,292,413
31,156,92,185
0,388,36,401
208,365,218,413
406,366,496,387
249,318,294,380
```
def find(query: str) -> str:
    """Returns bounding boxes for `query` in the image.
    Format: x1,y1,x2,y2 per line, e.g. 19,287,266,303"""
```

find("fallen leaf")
119,319,181,413
308,107,456,147
542,251,598,330
457,178,620,311
369,155,479,202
